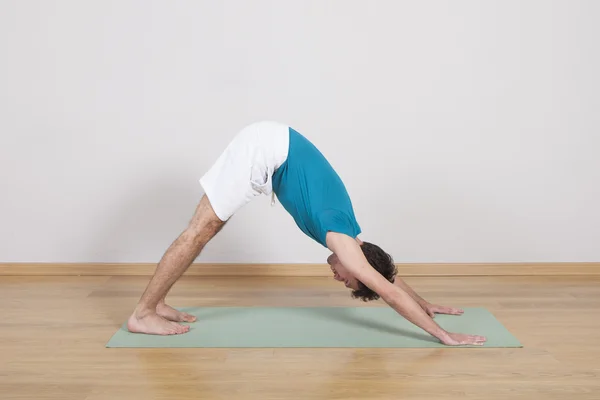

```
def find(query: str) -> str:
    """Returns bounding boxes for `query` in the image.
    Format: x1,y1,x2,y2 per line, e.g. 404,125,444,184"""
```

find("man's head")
326,241,397,301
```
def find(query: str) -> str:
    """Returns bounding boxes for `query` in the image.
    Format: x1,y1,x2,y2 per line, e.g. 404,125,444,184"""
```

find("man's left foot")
156,302,197,323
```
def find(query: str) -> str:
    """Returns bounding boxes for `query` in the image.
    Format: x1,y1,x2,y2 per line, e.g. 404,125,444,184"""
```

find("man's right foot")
127,311,190,335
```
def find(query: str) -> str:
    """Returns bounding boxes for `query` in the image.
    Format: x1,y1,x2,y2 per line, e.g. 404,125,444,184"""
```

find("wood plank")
0,262,599,276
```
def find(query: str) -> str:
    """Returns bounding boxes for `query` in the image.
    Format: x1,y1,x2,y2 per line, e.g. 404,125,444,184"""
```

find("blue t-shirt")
272,127,362,247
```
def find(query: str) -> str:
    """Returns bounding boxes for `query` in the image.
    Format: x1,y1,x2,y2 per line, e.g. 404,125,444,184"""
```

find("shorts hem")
199,178,230,222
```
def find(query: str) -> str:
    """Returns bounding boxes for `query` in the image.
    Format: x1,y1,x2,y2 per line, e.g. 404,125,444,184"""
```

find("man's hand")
422,303,464,318
420,303,486,345
440,332,487,346
392,278,462,319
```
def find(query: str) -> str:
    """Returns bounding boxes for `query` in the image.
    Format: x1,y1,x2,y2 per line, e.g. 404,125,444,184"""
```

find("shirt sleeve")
317,209,362,246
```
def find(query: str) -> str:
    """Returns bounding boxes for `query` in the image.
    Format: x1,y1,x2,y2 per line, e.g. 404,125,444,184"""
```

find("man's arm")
394,277,428,307
326,232,486,346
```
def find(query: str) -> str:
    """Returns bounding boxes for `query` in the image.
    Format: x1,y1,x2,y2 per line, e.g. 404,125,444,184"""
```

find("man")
127,121,487,346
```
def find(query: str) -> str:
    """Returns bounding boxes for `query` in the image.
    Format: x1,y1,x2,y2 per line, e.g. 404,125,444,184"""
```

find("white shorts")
199,121,290,221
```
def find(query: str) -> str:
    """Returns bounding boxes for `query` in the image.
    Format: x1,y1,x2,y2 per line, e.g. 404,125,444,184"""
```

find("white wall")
1,0,599,264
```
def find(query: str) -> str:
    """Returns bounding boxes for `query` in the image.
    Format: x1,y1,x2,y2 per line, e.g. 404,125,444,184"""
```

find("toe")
173,324,188,334
182,314,196,322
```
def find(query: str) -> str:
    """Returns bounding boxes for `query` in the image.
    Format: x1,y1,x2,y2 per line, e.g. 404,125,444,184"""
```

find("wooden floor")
1,274,599,399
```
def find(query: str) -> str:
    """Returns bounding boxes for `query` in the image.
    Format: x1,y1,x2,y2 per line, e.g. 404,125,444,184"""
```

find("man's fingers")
469,335,486,340
469,335,487,344
442,307,463,314
428,305,465,318
445,333,487,346
458,335,487,346
450,308,464,315
432,306,464,315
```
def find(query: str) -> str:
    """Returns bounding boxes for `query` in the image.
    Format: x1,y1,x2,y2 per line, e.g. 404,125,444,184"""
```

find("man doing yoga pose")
127,121,487,346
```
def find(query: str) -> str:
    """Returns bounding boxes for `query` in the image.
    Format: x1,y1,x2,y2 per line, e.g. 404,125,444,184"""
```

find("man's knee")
183,221,223,251
186,196,226,246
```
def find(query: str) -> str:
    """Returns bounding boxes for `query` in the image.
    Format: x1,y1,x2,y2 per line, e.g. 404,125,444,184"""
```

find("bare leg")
127,195,225,335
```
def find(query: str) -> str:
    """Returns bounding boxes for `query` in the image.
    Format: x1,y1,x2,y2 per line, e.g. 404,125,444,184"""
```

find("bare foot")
127,310,190,335
156,302,197,323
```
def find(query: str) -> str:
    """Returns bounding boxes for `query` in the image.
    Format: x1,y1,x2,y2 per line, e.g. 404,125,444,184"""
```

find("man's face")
326,253,359,290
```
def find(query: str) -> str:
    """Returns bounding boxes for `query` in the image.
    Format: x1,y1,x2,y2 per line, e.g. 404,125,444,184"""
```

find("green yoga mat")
106,307,521,348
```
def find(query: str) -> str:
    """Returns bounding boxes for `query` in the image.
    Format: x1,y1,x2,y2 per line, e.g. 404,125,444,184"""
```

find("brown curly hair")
351,241,397,301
